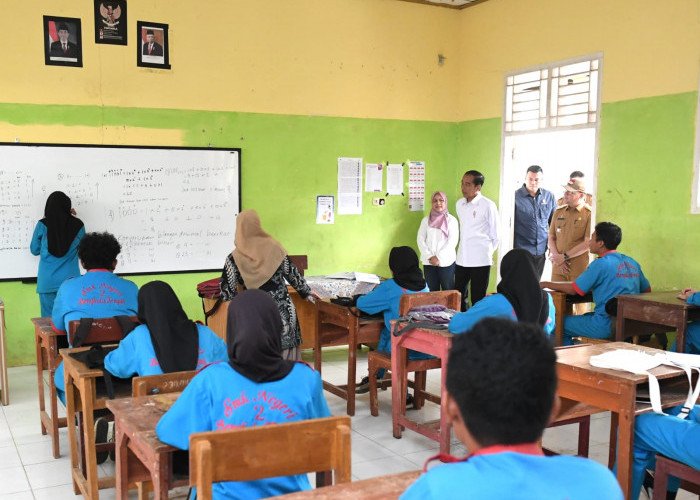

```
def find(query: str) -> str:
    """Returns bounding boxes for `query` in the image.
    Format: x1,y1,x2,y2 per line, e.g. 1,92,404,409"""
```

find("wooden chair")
653,455,700,499
132,370,197,396
368,290,460,416
67,315,138,347
189,415,352,500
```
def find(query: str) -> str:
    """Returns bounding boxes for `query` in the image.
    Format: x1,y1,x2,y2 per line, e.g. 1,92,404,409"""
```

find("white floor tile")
0,465,31,495
0,444,23,469
25,459,74,489
352,455,421,480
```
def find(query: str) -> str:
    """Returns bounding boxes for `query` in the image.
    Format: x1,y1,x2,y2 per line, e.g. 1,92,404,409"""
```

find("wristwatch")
563,252,570,261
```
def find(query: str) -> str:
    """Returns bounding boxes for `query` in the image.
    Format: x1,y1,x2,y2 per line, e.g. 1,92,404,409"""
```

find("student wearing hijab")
30,191,85,316
417,191,459,291
156,289,331,500
448,248,555,336
220,209,315,361
104,281,227,378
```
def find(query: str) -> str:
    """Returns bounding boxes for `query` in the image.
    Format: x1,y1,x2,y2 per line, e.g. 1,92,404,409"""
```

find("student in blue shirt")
30,191,85,316
52,232,138,404
156,289,330,500
674,287,700,353
449,248,555,336
104,280,227,378
541,222,651,345
355,246,429,393
400,318,622,500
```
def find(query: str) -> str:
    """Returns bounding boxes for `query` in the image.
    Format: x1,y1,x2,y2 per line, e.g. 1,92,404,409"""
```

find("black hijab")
137,281,199,373
40,191,84,258
389,246,426,292
227,289,294,383
497,249,550,326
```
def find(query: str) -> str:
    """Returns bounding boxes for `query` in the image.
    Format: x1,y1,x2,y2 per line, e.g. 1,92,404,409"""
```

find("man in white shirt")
455,170,499,311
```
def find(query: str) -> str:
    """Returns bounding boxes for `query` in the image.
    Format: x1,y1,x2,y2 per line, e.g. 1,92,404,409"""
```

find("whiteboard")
0,143,240,280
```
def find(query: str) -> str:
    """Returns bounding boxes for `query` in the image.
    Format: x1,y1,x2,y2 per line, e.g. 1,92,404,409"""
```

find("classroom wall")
1,0,699,365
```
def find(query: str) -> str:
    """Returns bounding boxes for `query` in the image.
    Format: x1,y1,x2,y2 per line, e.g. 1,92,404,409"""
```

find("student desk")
106,393,182,500
546,290,594,346
615,292,700,352
31,316,68,458
61,346,132,500
314,300,383,416
390,321,453,454
556,342,692,499
271,470,421,499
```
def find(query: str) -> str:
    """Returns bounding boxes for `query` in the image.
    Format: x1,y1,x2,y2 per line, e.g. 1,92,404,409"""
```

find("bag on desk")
392,305,459,337
590,349,700,419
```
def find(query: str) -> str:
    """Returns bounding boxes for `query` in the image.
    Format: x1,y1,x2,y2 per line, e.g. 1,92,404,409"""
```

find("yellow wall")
3,0,460,122
457,0,700,120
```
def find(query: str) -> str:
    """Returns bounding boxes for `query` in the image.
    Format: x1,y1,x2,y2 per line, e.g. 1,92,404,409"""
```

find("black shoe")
642,470,654,499
356,376,370,394
405,393,415,408
94,417,109,465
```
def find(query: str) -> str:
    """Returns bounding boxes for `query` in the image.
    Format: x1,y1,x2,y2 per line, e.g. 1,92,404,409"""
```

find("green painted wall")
0,104,457,366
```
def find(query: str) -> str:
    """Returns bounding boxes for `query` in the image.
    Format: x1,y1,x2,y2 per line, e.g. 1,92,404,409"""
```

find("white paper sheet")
365,163,383,192
316,195,334,224
408,161,425,211
387,163,404,195
337,157,362,215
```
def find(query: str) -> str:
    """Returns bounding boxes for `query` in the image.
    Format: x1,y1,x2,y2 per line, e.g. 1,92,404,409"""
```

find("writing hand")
678,288,697,300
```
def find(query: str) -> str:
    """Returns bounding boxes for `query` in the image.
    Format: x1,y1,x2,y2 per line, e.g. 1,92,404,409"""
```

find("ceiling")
395,0,490,9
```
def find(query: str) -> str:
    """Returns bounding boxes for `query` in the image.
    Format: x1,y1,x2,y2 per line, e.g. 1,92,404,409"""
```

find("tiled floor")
0,347,691,499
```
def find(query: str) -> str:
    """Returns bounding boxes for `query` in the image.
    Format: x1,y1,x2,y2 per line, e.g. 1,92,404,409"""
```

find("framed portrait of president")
137,21,170,70
43,16,83,67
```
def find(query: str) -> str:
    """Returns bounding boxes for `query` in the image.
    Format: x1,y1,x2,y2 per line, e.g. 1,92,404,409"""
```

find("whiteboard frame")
0,142,241,282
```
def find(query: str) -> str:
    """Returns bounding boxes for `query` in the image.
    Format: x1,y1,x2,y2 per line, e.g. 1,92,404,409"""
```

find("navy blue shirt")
513,186,556,256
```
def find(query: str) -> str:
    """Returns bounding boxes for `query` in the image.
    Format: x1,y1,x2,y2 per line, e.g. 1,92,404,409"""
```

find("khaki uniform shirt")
549,203,592,281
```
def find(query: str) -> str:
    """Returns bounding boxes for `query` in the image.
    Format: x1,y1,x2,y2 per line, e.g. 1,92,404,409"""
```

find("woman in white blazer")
417,191,459,291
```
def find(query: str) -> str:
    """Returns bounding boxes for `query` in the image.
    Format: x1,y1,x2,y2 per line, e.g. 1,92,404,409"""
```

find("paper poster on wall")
386,163,403,195
337,157,362,215
408,161,425,211
316,195,335,224
365,163,383,192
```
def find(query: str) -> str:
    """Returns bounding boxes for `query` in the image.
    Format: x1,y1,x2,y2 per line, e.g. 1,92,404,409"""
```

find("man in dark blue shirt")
513,165,556,277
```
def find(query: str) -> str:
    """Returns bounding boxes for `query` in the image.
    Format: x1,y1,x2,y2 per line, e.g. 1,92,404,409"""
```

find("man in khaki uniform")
557,171,593,207
548,178,591,282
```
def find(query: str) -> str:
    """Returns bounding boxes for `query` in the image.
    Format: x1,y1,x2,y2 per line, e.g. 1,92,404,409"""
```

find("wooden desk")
106,393,182,500
271,470,421,499
61,346,132,500
615,292,700,352
556,342,691,499
315,300,383,416
32,316,68,457
0,299,7,406
390,322,453,454
546,290,594,346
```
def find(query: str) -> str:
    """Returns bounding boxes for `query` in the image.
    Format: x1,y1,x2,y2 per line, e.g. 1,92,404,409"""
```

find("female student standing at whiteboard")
220,209,316,361
30,191,85,316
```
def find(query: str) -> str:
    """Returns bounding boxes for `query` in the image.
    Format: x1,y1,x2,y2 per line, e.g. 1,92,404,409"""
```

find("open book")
325,272,381,284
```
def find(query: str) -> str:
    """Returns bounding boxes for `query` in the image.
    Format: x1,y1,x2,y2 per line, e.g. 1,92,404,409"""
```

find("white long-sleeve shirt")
416,213,459,267
455,193,499,267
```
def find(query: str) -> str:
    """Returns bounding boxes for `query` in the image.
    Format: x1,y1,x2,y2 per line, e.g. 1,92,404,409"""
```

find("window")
504,54,602,133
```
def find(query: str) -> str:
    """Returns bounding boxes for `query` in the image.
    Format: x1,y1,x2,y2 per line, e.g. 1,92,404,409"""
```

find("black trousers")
454,265,491,312
532,253,546,279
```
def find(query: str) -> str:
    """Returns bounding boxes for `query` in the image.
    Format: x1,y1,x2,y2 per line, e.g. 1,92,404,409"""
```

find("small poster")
43,16,83,67
386,164,404,195
137,21,171,69
365,163,383,192
94,1,127,45
316,196,335,224
408,161,425,212
337,157,362,215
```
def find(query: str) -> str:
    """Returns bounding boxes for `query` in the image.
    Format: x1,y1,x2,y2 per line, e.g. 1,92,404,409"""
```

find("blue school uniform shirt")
30,222,85,293
156,361,331,500
689,292,700,307
448,293,555,336
356,278,429,353
400,452,622,500
572,250,651,321
52,270,138,396
104,323,228,378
